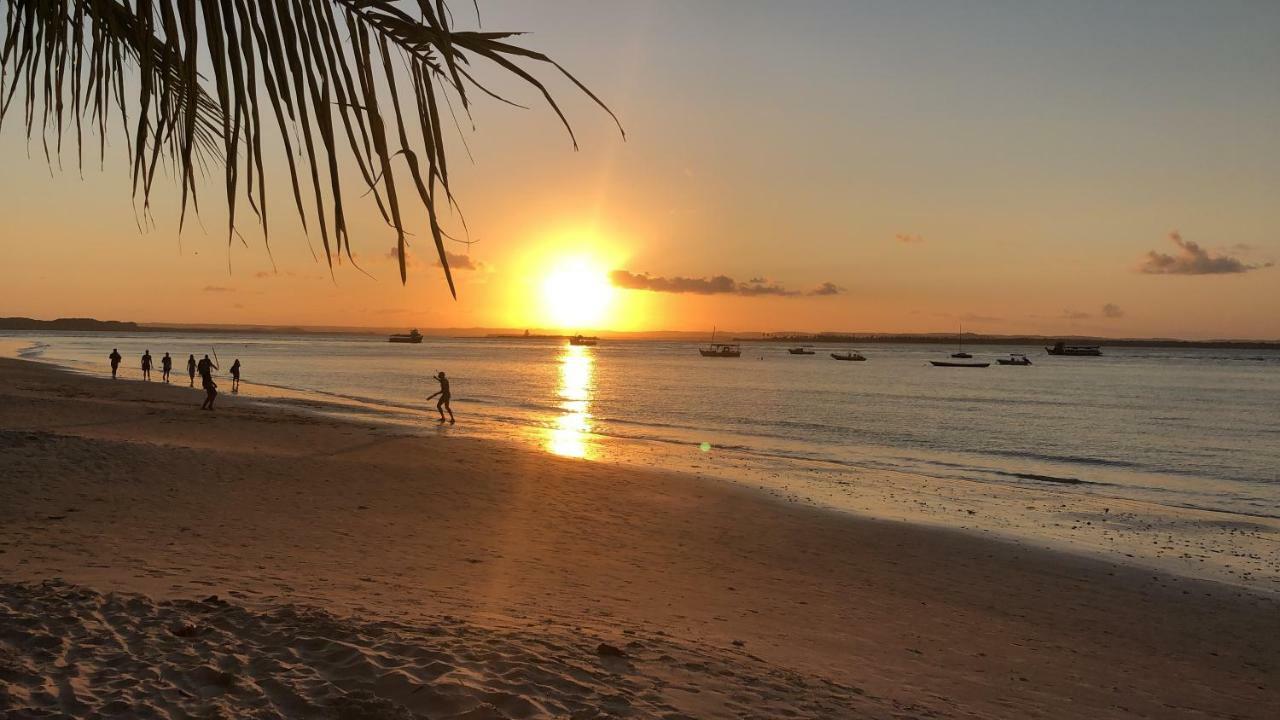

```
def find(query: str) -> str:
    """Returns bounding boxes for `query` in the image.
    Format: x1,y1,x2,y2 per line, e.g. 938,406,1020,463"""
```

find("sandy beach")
1,357,1277,719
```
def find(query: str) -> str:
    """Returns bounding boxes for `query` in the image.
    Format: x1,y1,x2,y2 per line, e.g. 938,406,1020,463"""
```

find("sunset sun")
540,257,615,329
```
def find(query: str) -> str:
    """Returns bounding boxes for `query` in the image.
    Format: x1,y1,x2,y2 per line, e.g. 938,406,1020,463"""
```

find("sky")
1,0,1278,339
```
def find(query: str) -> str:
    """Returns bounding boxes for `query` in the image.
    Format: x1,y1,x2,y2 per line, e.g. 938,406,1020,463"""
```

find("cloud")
202,286,234,293
435,250,485,271
1137,232,1271,275
1101,303,1124,319
1060,309,1091,320
253,271,273,279
610,270,844,298
387,246,484,271
895,233,925,245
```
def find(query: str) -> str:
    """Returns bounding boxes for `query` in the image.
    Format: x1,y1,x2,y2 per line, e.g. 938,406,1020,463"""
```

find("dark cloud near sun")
1137,232,1271,275
387,246,483,271
1102,303,1124,319
610,270,844,298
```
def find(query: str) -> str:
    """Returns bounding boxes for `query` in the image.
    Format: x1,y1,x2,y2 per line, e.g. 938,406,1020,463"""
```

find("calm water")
7,332,1280,519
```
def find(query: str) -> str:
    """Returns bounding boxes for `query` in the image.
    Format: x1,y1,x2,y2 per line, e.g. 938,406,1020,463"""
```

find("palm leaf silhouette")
0,0,622,294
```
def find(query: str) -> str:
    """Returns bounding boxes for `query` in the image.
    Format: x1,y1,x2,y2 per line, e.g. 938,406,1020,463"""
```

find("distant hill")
0,317,141,332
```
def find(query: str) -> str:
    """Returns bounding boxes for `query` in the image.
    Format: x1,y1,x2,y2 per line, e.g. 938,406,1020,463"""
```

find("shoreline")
2,356,1279,717
11,340,1279,597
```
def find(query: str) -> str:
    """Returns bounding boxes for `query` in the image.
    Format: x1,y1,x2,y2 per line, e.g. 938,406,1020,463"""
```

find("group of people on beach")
109,349,241,410
106,348,452,421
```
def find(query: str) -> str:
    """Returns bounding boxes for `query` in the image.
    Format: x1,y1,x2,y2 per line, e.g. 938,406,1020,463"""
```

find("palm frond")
0,0,622,294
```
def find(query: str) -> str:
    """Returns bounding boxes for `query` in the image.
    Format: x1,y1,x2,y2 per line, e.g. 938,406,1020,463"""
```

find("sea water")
7,332,1279,520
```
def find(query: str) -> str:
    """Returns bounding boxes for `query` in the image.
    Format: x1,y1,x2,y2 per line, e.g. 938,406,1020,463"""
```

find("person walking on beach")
140,350,153,381
108,348,122,379
230,359,242,392
426,371,454,424
161,352,173,383
187,354,197,387
197,354,219,410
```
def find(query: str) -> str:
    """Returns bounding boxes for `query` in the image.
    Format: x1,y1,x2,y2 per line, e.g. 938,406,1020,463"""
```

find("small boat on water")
830,351,866,361
930,360,990,368
996,353,1032,366
699,327,741,357
788,347,815,355
568,335,598,346
951,323,972,358
700,343,742,358
389,329,423,344
1046,341,1102,356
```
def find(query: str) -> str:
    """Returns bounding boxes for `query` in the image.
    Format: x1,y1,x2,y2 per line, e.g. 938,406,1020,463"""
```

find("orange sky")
1,1,1278,339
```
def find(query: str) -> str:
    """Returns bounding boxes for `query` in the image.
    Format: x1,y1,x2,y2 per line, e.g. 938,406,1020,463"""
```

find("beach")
1,356,1278,718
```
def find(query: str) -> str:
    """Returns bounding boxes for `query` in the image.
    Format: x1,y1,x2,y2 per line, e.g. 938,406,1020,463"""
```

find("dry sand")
1,357,1277,719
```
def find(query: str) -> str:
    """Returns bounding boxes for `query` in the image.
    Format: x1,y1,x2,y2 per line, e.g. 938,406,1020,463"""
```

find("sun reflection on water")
548,344,595,458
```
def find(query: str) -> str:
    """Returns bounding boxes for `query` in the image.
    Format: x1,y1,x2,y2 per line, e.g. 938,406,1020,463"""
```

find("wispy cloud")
202,285,234,293
894,233,925,245
610,270,844,298
388,246,484,272
1137,232,1271,275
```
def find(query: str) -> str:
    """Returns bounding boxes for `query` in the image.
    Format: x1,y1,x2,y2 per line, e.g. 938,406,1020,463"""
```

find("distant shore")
1,356,1278,718
5,317,1280,349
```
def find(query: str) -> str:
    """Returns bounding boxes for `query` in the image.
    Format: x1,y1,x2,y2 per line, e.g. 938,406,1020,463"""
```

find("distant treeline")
0,317,141,332
739,333,1280,350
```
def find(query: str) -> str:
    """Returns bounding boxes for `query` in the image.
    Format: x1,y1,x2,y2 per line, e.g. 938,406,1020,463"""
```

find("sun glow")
540,257,615,329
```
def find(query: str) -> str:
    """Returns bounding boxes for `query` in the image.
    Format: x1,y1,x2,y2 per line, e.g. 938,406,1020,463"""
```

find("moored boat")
700,343,742,358
930,360,989,368
388,329,423,344
830,351,866,361
1046,341,1102,356
996,353,1032,366
569,335,598,346
788,347,815,355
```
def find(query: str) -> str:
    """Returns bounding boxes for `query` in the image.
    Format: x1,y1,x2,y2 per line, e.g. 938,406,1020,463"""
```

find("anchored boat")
788,347,816,355
996,353,1033,366
388,329,423,344
830,351,866,361
1046,341,1102,356
569,335,598,346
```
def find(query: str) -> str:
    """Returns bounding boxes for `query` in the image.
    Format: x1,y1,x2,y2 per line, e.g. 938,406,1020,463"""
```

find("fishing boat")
568,335,598,346
830,351,866,361
388,329,423,344
996,353,1032,366
1046,341,1102,356
930,360,990,368
951,323,971,358
788,347,816,355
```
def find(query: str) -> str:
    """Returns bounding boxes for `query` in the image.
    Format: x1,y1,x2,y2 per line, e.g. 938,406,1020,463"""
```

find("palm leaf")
0,0,622,294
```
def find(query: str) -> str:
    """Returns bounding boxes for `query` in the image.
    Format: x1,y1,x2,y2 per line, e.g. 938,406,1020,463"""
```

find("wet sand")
1,357,1277,718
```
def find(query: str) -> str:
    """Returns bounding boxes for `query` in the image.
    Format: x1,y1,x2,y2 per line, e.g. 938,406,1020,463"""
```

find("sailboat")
951,323,971,358
699,327,741,357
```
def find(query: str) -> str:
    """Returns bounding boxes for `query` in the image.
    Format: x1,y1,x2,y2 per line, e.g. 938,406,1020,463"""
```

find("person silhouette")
230,359,241,392
108,348,122,379
197,354,219,410
426,371,454,424
161,352,173,383
141,350,153,381
187,354,197,387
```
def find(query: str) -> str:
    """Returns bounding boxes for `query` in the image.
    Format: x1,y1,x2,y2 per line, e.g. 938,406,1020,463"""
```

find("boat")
1046,341,1102,356
388,329,423,344
830,351,866,361
996,353,1032,366
568,335,598,346
951,323,971,358
700,343,742,358
788,347,815,355
699,327,741,358
930,360,990,368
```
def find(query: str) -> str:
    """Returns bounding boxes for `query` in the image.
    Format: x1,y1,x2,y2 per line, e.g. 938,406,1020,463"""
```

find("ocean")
6,331,1279,521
